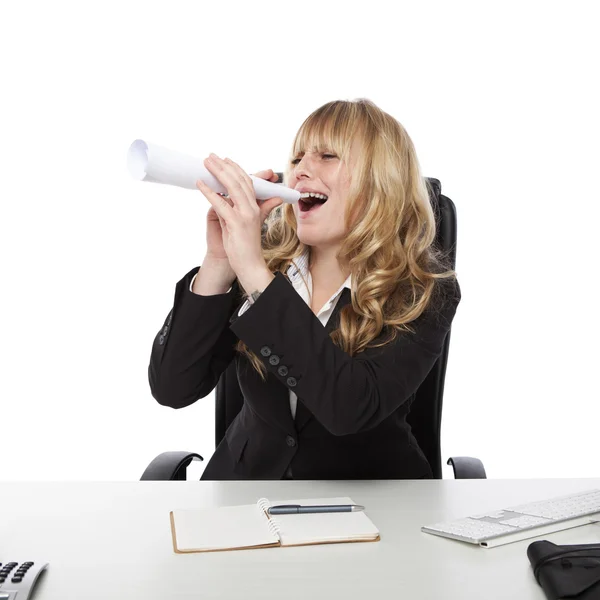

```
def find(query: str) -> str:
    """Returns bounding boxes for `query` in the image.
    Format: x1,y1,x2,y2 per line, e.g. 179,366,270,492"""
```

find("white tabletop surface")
2,478,600,599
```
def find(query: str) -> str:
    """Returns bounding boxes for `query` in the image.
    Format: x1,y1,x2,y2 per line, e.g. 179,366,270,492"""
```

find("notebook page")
266,497,380,547
170,503,279,552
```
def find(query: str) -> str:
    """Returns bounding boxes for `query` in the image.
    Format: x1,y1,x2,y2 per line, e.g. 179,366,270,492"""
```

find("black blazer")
149,266,461,480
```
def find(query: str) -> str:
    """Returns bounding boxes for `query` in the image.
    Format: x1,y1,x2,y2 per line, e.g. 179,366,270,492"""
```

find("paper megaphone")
127,139,300,204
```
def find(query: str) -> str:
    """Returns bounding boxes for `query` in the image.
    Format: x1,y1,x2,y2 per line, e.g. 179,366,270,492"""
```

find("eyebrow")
295,148,334,156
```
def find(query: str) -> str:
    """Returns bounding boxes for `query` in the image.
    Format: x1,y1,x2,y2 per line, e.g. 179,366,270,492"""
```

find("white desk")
2,478,600,599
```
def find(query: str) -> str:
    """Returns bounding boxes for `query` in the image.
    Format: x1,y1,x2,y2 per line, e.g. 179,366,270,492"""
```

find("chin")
296,232,318,246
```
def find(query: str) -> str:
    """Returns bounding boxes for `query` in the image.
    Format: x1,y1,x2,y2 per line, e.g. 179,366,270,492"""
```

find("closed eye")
291,153,338,165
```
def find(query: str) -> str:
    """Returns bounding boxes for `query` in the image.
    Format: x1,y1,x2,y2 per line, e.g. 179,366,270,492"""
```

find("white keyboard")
422,488,600,548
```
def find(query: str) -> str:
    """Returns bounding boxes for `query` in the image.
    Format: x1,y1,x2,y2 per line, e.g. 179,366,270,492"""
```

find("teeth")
300,192,328,200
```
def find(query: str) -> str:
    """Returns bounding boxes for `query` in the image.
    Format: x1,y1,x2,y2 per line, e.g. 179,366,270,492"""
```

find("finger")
260,197,284,219
205,155,253,199
210,155,256,208
223,156,257,201
253,170,280,183
196,179,234,221
216,193,229,208
252,169,273,180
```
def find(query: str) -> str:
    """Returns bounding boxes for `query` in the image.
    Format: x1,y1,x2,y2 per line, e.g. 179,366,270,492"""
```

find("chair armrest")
446,456,487,479
140,451,204,481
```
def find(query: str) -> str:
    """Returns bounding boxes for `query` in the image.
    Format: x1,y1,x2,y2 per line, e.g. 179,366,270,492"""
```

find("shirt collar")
286,248,352,293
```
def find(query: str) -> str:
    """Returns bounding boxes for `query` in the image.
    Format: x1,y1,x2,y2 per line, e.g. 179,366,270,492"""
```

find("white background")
1,1,598,481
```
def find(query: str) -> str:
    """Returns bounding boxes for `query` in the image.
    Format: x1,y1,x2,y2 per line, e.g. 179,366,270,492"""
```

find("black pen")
267,504,365,515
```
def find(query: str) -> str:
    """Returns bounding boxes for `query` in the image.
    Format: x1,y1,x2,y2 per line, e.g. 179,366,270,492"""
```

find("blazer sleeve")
148,266,243,409
229,271,461,436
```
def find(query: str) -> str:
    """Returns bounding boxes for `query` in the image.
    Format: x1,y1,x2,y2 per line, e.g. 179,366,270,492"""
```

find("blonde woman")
149,99,461,480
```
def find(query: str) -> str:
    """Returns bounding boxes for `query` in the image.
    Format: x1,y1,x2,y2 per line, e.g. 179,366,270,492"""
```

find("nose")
293,154,314,180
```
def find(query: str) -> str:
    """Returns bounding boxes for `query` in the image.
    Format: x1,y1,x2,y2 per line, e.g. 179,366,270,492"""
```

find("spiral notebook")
169,496,380,553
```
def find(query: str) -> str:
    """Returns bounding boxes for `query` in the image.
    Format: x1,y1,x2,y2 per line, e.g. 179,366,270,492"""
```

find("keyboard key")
498,515,552,528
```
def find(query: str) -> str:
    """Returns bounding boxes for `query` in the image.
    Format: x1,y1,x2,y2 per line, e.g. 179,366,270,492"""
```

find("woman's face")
289,143,356,250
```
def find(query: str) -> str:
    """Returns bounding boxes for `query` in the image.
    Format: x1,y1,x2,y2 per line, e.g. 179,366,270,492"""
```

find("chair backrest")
215,177,457,479
405,179,457,478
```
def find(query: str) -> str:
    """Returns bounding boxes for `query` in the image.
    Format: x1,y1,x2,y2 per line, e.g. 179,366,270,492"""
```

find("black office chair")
141,177,486,481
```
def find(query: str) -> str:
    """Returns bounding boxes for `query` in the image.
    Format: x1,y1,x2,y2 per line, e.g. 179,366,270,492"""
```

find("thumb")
262,197,283,213
260,197,283,222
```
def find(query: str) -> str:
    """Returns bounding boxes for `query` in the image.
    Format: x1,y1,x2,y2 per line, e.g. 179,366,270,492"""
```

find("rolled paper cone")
127,139,300,203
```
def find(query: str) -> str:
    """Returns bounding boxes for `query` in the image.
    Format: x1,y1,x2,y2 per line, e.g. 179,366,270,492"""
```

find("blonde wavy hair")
235,98,457,381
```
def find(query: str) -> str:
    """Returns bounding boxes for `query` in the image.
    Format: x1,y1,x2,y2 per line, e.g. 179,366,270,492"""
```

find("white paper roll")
127,139,300,204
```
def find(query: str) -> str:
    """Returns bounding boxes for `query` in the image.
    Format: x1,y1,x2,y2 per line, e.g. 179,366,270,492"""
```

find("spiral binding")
257,498,282,539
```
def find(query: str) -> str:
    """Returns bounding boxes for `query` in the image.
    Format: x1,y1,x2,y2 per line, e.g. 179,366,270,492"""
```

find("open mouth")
299,192,329,213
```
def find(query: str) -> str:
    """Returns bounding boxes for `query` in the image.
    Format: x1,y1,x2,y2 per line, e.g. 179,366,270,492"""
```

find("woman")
148,98,461,480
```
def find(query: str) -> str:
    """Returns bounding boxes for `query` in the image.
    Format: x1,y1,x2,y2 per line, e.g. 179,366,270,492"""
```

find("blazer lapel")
294,287,352,433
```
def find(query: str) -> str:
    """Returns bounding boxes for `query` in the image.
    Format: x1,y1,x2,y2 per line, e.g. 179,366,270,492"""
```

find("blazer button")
159,335,165,345
286,377,297,387
260,346,272,357
278,365,288,376
162,326,169,336
269,355,280,366
286,436,296,447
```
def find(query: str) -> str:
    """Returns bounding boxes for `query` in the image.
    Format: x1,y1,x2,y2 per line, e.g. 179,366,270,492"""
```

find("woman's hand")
198,154,283,276
204,167,281,262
